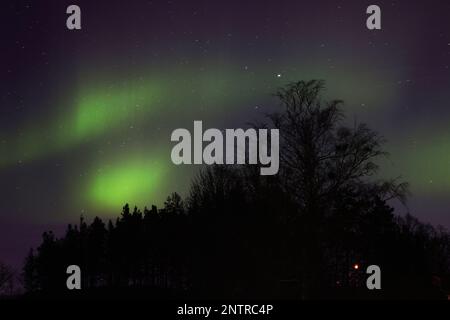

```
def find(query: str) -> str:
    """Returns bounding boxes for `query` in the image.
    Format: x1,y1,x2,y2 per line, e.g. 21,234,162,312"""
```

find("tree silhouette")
21,81,450,300
0,261,15,296
269,80,409,297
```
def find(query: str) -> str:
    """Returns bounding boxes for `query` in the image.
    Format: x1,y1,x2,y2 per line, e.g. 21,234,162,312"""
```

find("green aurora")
0,62,447,219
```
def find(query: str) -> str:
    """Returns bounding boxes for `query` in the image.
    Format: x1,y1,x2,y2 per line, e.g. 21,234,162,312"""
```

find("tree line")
22,81,450,299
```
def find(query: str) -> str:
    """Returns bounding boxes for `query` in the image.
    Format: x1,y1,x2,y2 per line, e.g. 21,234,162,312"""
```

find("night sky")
1,0,450,269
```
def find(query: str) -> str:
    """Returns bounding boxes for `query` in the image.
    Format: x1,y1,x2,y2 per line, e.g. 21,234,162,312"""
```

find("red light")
353,264,359,270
